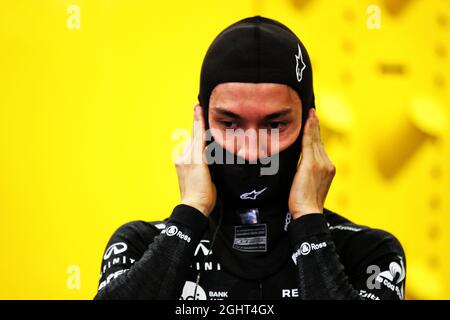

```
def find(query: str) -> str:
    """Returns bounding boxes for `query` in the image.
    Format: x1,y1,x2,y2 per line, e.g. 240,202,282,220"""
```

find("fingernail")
193,106,198,119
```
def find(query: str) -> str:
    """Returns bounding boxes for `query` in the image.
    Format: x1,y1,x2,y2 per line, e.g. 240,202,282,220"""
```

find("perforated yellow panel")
255,0,450,299
0,0,448,299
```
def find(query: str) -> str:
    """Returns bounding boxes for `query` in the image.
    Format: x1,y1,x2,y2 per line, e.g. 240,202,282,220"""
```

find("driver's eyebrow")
212,106,292,120
263,109,292,120
212,107,240,119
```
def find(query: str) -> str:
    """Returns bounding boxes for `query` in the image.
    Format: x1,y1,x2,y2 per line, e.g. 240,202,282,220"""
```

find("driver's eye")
219,120,236,129
265,122,286,130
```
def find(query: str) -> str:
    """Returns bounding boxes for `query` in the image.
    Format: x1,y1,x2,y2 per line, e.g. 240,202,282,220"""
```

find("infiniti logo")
103,242,128,260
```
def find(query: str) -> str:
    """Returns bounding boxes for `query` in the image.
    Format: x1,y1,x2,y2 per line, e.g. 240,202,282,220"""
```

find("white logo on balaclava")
295,43,306,82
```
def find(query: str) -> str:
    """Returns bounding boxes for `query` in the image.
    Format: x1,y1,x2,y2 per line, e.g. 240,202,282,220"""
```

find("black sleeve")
94,204,209,300
287,214,406,300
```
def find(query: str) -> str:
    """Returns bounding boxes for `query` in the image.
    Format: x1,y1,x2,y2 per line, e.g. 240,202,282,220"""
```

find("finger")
311,123,330,168
311,110,323,151
176,135,193,166
192,104,206,164
309,110,326,158
312,112,331,162
301,108,316,158
301,108,315,146
311,109,322,145
312,125,335,174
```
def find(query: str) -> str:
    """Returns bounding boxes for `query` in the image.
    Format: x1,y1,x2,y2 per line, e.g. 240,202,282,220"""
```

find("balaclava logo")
239,187,268,200
295,43,306,83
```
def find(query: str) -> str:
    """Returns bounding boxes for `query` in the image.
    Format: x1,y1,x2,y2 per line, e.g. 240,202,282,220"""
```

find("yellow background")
0,0,449,299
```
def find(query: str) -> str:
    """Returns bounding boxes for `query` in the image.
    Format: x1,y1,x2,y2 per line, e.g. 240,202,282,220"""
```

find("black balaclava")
197,16,316,280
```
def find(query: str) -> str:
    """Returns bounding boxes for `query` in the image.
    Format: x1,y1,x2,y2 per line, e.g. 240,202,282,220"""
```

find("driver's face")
208,82,302,161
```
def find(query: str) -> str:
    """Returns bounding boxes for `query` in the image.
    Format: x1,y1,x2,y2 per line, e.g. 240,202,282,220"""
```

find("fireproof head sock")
198,15,315,128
